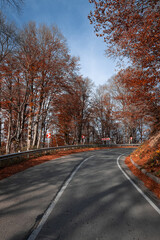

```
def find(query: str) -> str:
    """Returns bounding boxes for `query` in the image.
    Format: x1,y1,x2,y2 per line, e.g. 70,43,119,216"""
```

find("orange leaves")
89,0,159,70
0,21,87,152
89,0,160,133
111,66,160,133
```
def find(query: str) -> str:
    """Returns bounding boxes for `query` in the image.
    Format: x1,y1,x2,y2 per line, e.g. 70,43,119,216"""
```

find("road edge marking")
117,154,160,216
27,155,94,240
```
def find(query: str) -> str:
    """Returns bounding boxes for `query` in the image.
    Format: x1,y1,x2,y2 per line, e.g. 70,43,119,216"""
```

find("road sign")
102,137,110,141
46,133,51,138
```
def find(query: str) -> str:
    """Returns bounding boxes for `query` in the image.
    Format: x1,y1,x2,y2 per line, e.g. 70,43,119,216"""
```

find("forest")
0,0,159,154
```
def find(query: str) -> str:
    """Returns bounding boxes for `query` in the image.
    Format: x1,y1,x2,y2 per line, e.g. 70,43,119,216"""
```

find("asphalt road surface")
0,148,160,240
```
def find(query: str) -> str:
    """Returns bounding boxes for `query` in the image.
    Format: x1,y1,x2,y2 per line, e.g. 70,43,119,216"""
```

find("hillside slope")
125,132,160,198
131,132,160,177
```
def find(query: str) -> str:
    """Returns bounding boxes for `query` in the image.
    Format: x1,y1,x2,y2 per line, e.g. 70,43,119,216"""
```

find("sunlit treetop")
88,0,160,71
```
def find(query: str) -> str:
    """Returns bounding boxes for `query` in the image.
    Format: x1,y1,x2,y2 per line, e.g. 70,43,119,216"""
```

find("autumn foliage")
89,0,160,133
0,1,159,154
0,18,94,153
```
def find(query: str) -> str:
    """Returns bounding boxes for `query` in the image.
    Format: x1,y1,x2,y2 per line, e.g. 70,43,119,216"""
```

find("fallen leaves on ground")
0,146,136,181
0,147,111,180
125,156,160,199
130,141,160,178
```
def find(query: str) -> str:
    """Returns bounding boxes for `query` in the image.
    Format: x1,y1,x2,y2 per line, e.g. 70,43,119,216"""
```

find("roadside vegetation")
0,145,136,180
1,0,154,155
0,0,159,194
131,132,160,177
89,0,160,190
124,131,160,199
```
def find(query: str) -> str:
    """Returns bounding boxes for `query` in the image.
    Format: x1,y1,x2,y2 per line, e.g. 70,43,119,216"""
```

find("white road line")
117,154,160,215
27,155,94,240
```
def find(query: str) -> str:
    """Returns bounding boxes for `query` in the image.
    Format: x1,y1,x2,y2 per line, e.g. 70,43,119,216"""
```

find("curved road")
0,148,160,240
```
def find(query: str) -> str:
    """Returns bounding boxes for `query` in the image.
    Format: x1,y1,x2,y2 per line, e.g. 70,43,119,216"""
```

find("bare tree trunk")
27,112,32,150
16,110,25,151
140,118,143,143
27,77,34,150
6,115,12,154
71,123,77,145
37,113,47,149
37,96,51,148
37,128,42,149
87,122,90,144
32,99,43,147
42,123,47,148
37,118,43,149
32,120,38,147
0,107,1,150
78,122,82,144
0,79,2,150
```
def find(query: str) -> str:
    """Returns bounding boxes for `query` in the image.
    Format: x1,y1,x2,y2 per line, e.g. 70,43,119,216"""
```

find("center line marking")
27,155,94,240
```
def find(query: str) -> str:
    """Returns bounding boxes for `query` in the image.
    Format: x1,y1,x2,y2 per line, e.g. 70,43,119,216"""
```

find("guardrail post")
0,143,141,168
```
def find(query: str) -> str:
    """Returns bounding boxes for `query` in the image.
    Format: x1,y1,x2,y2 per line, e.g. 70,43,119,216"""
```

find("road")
0,148,160,240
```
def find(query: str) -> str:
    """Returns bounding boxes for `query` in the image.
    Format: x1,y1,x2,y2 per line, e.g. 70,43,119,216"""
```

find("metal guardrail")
0,144,98,168
0,143,140,168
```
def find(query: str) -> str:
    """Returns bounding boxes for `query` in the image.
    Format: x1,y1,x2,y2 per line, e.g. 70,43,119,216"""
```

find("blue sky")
2,0,118,86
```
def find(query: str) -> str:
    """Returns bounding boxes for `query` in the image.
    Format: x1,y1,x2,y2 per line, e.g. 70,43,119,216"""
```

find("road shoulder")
119,155,160,209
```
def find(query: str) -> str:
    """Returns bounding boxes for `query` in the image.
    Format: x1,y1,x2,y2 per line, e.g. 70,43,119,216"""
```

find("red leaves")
89,0,159,69
0,22,85,152
89,0,160,133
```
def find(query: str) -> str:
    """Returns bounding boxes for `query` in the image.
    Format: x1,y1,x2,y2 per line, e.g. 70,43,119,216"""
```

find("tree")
34,26,80,148
89,0,159,68
0,21,86,153
92,84,116,142
53,76,93,145
0,0,24,151
108,71,154,143
113,67,160,133
74,77,93,144
89,0,160,133
0,11,19,151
